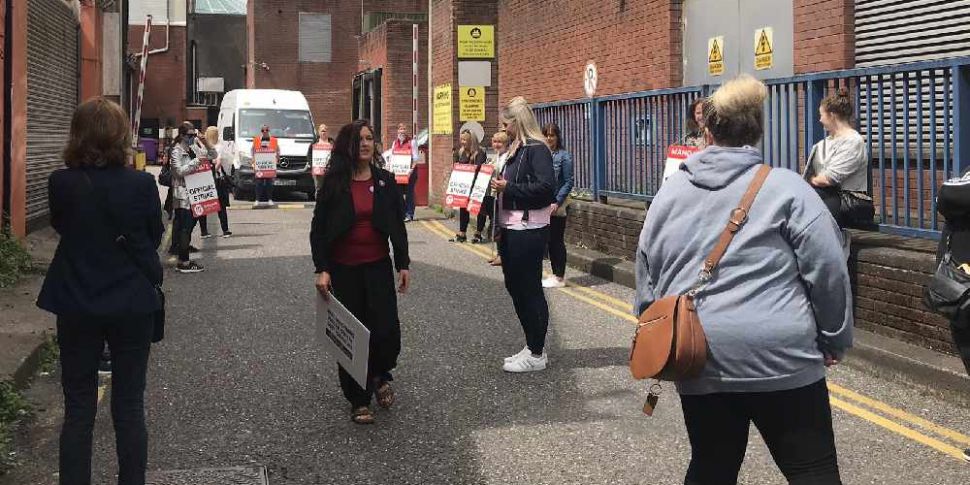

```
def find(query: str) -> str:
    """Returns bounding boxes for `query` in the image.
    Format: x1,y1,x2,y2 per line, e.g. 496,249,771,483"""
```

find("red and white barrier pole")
131,15,152,149
412,23,419,136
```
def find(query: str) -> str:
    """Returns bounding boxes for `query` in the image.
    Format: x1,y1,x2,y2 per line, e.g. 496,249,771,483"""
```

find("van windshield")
239,109,315,139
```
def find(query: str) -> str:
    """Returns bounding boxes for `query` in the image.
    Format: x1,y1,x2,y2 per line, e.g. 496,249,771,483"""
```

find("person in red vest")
252,124,280,208
392,123,419,221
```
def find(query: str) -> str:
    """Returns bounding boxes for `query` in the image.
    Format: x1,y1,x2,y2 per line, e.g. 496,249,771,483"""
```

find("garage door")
26,0,79,227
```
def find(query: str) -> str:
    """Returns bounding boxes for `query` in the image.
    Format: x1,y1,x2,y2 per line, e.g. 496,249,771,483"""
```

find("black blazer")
310,165,410,273
38,167,164,317
499,140,556,211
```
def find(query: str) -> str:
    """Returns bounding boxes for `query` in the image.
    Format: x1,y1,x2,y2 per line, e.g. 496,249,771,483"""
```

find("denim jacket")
551,149,574,206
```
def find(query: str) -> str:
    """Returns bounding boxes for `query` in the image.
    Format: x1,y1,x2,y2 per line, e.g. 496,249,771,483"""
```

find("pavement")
1,205,969,484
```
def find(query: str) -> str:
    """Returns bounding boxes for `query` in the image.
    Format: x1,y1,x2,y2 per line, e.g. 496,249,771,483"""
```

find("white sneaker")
542,276,566,288
504,346,530,363
503,353,547,373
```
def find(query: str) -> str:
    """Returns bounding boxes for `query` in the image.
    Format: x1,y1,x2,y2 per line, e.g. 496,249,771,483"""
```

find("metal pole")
412,23,419,135
131,15,152,149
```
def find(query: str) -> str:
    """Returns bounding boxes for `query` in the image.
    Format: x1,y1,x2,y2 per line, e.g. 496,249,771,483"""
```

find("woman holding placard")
450,130,487,243
492,97,556,373
311,120,411,425
252,124,279,208
200,126,231,238
170,122,206,273
310,123,334,196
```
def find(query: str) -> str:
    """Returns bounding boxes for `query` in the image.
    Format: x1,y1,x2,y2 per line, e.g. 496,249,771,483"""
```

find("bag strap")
702,164,772,274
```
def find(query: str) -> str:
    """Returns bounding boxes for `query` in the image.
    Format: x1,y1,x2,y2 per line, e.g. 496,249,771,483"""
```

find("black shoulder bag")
924,234,970,328
82,172,166,342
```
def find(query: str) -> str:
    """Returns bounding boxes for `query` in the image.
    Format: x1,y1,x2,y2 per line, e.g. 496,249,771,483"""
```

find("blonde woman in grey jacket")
170,122,207,273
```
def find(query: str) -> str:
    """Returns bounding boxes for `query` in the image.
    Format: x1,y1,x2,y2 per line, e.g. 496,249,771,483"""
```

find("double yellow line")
419,219,970,461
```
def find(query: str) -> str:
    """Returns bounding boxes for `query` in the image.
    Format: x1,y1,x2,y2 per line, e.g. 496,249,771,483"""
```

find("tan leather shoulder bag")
630,164,772,381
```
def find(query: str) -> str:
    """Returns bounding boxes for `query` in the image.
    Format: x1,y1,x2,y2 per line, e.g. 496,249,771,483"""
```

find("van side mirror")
223,127,235,141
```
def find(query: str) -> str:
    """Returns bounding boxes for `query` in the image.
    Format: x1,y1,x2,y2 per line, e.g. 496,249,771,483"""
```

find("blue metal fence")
533,57,970,239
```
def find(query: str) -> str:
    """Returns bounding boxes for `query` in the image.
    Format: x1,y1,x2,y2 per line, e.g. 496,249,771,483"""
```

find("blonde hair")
501,96,545,146
318,123,328,132
204,126,219,147
491,131,509,146
703,74,767,147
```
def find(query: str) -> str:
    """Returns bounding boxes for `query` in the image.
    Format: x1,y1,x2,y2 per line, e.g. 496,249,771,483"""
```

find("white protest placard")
467,164,494,215
311,142,331,176
445,163,478,209
389,147,413,184
662,145,700,183
254,148,277,179
316,292,371,388
185,161,221,217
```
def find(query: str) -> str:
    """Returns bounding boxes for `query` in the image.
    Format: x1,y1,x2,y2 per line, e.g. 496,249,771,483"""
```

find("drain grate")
146,466,268,485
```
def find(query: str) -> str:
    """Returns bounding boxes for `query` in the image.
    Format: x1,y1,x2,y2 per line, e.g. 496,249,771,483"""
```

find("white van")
217,89,317,200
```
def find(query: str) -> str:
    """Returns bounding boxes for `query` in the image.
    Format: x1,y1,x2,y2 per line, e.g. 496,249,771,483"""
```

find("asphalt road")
4,205,970,484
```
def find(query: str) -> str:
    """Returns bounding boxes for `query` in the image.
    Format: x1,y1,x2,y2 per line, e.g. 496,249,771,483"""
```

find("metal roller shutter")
855,0,970,67
26,0,78,226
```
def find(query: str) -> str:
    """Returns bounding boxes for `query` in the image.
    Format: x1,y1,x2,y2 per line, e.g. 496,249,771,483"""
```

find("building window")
299,13,332,63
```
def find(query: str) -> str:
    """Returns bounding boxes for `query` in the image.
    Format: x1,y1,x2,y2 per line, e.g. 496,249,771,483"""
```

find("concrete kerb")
564,244,970,403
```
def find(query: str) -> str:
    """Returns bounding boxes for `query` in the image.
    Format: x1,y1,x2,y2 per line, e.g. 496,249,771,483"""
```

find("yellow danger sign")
459,86,486,122
458,25,495,59
755,27,774,71
708,36,725,76
433,84,453,135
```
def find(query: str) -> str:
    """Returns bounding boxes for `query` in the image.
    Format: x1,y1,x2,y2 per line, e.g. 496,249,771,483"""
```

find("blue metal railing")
533,57,970,239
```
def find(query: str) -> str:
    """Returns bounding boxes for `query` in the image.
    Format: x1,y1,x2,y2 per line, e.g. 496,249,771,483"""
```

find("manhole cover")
146,466,268,485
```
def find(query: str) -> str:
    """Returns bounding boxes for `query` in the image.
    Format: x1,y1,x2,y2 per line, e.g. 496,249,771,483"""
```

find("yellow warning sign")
708,36,725,76
458,25,495,59
754,27,774,71
459,87,485,122
433,84,453,135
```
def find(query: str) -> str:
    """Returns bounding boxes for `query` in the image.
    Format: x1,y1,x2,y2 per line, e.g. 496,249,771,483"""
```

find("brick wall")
565,199,956,355
497,0,683,105
430,0,500,205
793,0,854,73
358,20,429,144
128,25,187,125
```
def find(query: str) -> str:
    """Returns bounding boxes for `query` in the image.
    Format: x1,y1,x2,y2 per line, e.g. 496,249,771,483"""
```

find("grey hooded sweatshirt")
634,146,853,395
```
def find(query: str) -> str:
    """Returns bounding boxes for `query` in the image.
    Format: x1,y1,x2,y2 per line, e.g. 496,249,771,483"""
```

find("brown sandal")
489,256,502,266
376,382,395,409
351,406,375,424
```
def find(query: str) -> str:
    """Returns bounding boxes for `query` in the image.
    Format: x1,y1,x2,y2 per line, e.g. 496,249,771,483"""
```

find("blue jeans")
255,178,274,202
404,169,418,218
57,314,153,485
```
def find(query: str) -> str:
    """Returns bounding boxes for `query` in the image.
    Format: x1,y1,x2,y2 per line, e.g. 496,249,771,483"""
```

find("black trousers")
199,208,229,235
57,314,153,485
679,379,842,485
330,258,402,408
548,215,568,278
459,208,471,233
175,208,198,263
476,196,495,234
499,227,550,354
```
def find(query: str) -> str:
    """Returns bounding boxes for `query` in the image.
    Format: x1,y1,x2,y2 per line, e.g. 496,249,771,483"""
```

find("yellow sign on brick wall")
459,87,485,122
458,25,495,59
433,84,453,135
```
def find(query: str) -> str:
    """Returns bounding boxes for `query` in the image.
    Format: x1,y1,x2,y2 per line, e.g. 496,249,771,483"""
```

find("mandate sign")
316,293,370,388
433,84,453,135
185,161,221,217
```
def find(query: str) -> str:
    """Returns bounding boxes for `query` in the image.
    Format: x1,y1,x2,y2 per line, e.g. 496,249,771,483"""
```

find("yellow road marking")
829,383,970,446
830,397,966,460
418,220,970,462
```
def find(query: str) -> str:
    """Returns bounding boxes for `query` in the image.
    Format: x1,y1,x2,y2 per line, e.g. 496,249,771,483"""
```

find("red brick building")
247,0,427,134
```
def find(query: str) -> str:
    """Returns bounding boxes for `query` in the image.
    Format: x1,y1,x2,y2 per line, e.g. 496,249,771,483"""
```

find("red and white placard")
185,161,221,217
311,142,332,176
662,145,700,182
444,163,478,209
254,145,277,179
389,147,413,184
467,165,495,215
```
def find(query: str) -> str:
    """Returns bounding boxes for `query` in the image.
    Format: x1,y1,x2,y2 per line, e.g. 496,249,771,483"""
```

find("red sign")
311,142,332,176
254,144,277,179
663,145,700,182
389,147,413,184
445,164,478,209
185,161,221,217
467,165,494,216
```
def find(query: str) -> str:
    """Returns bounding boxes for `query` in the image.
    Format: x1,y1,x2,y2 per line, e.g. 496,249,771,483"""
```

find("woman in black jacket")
310,120,411,424
491,96,557,373
37,98,163,485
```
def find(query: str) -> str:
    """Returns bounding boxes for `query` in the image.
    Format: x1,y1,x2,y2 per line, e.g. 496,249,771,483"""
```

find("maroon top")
331,179,390,266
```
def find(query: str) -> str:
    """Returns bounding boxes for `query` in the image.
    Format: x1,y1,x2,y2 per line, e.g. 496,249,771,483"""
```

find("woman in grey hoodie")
634,75,852,484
